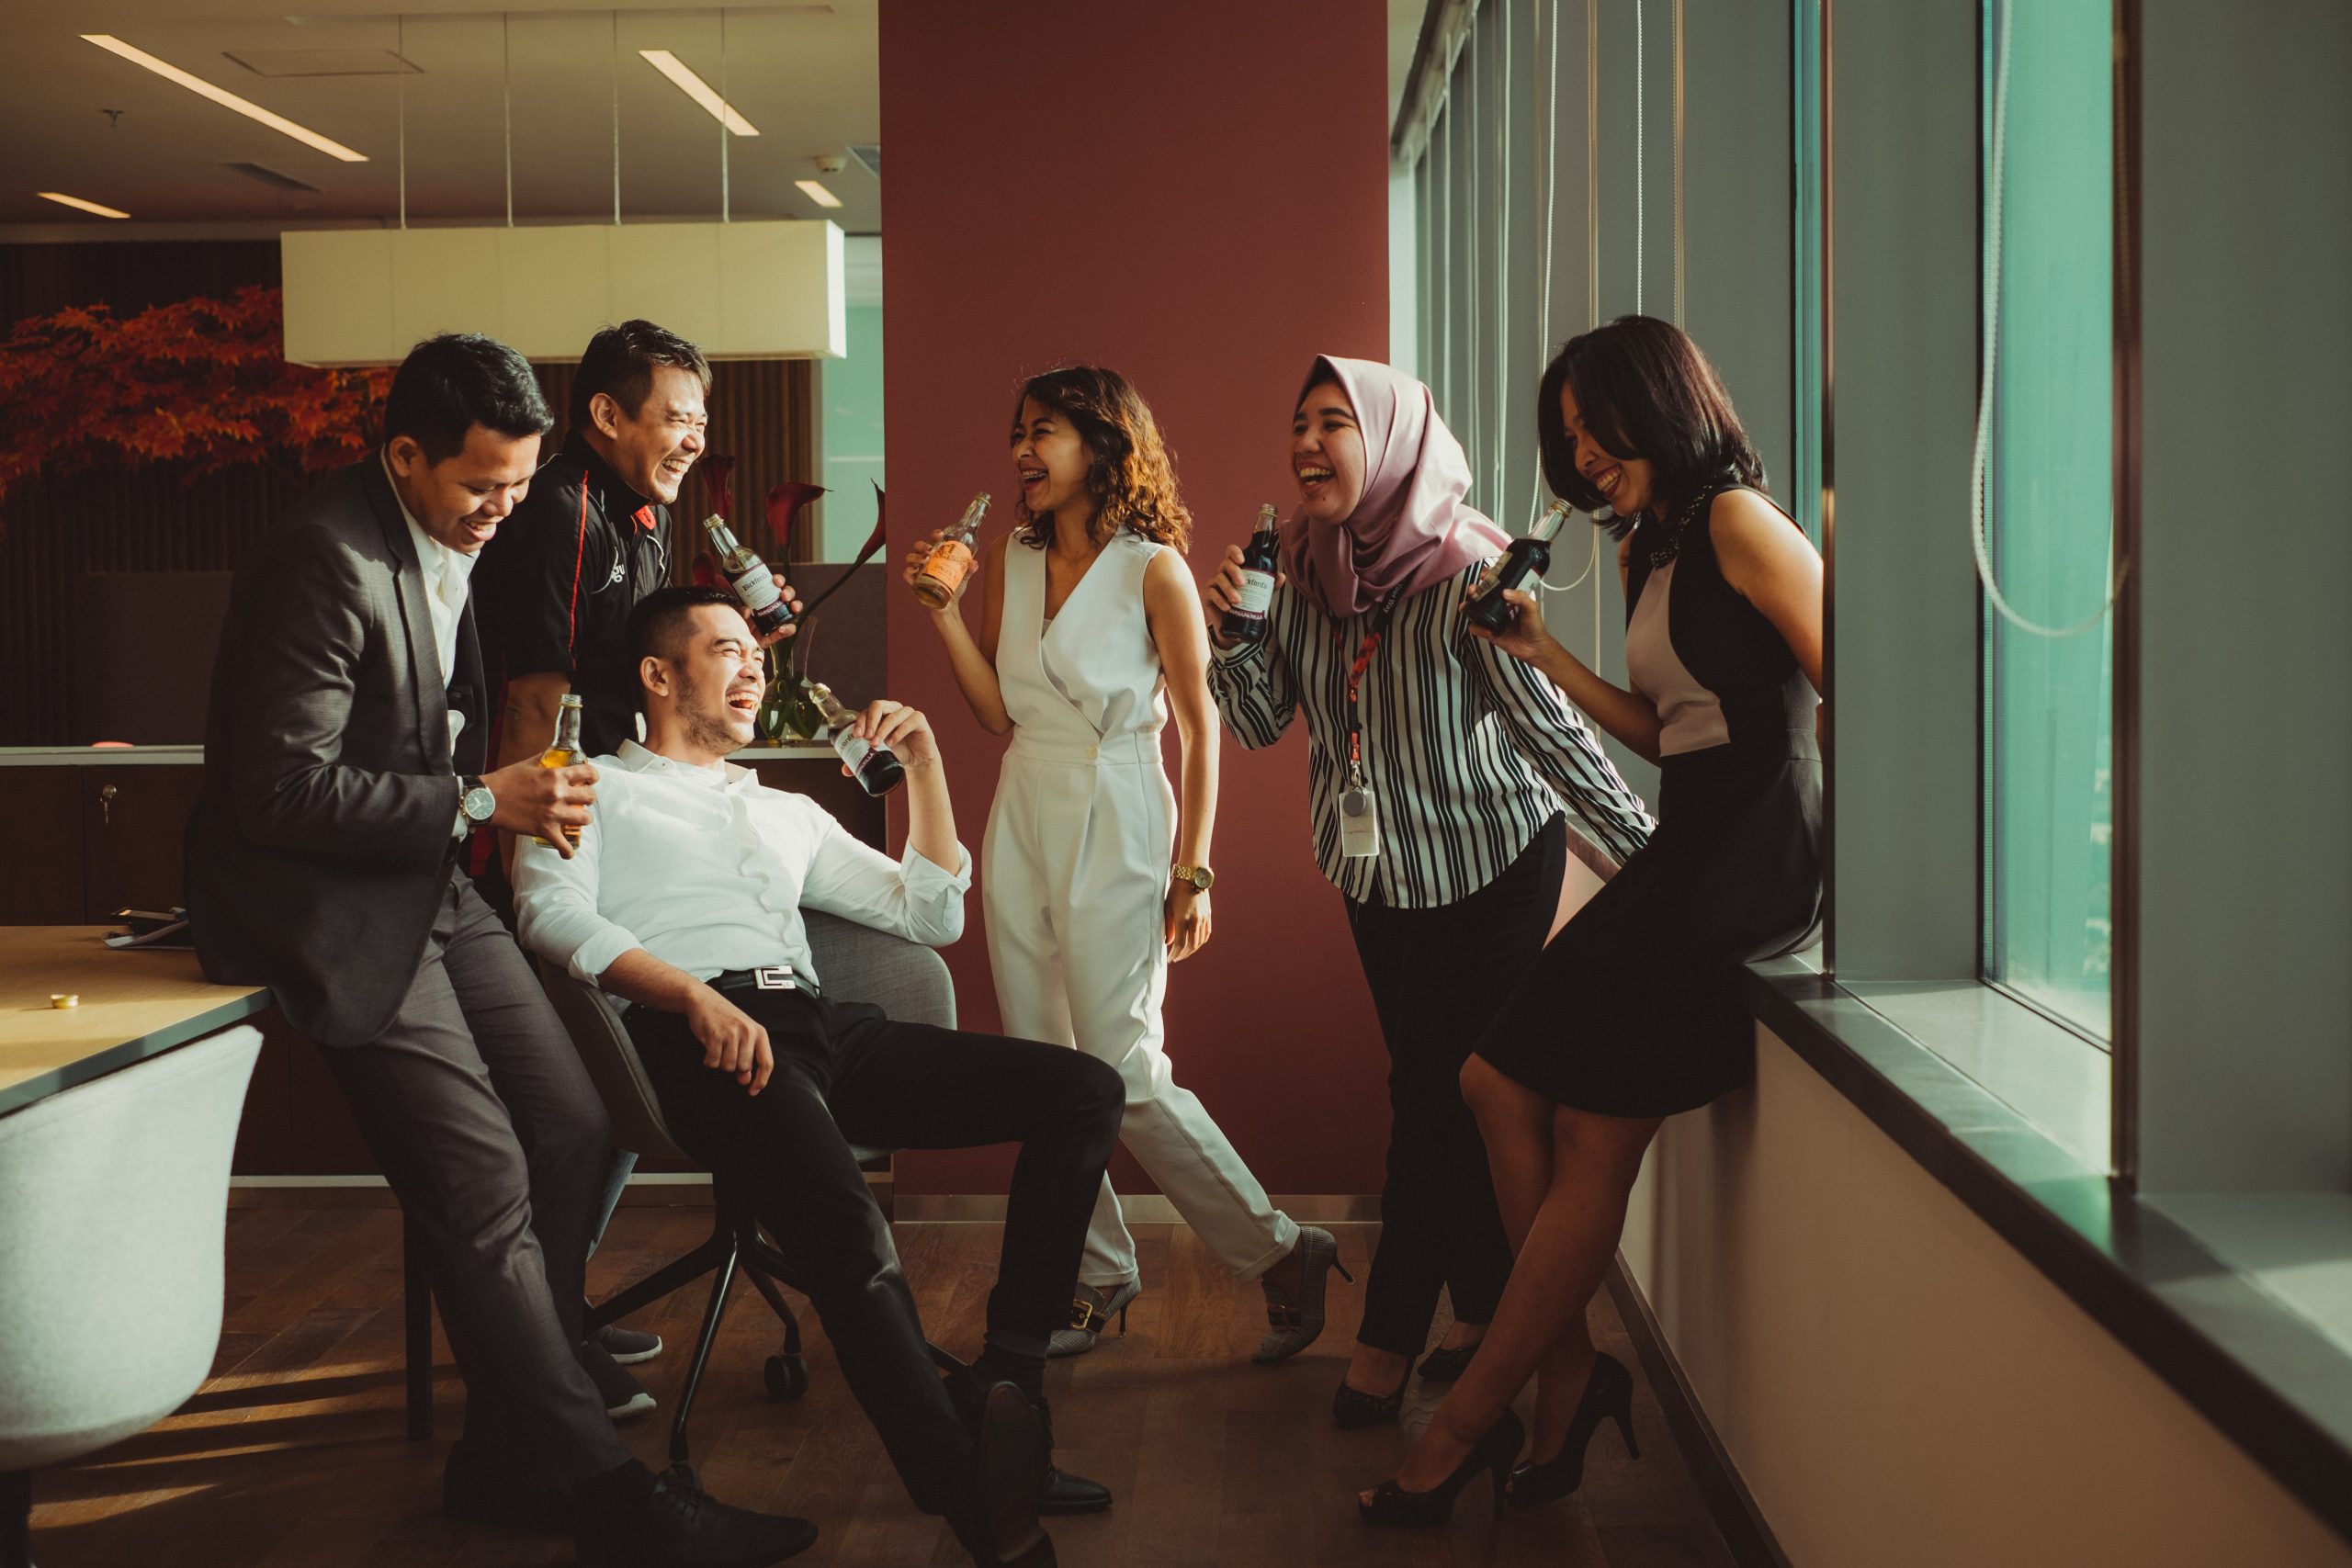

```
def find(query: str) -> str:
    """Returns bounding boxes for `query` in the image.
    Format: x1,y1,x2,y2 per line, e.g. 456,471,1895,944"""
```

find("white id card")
1338,785,1382,859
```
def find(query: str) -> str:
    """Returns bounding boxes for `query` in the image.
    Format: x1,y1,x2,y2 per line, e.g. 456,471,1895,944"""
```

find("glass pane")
1982,0,2114,1041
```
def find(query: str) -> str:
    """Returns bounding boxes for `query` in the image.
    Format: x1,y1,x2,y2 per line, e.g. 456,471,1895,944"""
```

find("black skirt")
1474,736,1823,1118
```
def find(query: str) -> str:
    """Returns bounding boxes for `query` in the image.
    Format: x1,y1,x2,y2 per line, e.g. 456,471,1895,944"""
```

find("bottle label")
917,541,975,601
732,564,781,611
1233,570,1275,617
831,729,872,769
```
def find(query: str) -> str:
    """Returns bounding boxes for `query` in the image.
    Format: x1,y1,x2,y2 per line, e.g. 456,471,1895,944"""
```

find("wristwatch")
458,775,497,827
1171,863,1215,894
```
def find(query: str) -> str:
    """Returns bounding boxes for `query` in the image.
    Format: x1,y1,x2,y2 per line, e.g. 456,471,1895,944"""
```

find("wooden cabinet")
0,750,881,1176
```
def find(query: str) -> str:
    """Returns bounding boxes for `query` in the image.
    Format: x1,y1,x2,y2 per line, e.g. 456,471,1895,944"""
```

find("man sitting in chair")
513,585,1121,1568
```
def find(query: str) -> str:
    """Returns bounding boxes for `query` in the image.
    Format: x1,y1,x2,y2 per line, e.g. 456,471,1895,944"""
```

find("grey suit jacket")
186,456,490,1047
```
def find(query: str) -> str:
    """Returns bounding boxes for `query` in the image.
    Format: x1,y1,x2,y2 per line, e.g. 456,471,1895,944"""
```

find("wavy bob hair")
1537,315,1765,540
1010,366,1193,554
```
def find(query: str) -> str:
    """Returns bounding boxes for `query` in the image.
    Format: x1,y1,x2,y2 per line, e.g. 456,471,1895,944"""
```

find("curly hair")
1537,315,1765,541
1009,366,1193,555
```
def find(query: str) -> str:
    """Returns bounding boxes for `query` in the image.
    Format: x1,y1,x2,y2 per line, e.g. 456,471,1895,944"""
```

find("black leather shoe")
441,1438,576,1533
950,1382,1057,1567
575,1462,817,1567
942,1359,1113,1517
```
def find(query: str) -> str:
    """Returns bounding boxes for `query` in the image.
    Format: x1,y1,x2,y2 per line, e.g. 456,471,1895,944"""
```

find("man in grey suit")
186,333,814,1568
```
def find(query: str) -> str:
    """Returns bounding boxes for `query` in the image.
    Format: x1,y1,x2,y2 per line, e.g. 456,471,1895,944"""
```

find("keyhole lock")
98,783,117,826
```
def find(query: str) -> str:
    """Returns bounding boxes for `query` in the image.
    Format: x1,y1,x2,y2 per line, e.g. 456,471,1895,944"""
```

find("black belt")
710,965,814,998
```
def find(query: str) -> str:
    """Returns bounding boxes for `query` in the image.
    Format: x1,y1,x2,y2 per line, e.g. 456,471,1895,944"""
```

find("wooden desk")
0,926,271,1117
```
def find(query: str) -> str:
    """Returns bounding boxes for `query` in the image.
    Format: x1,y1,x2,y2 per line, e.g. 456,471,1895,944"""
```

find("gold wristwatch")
1171,863,1215,894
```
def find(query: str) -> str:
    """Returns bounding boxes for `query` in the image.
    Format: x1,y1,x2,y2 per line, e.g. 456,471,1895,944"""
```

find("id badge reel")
1339,777,1382,859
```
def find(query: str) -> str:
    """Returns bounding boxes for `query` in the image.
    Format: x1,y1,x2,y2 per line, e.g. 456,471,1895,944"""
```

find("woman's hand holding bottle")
1464,587,1563,670
1203,544,1282,651
905,525,975,614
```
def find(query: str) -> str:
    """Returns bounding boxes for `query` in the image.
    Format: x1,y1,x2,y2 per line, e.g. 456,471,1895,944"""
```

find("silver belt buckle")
752,965,795,991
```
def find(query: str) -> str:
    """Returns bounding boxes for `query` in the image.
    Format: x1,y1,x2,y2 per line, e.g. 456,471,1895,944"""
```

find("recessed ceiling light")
795,179,842,209
82,34,368,163
639,50,760,136
38,191,130,220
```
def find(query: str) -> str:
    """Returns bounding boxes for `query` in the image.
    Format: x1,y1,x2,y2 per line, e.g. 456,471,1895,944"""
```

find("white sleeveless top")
1000,530,1169,756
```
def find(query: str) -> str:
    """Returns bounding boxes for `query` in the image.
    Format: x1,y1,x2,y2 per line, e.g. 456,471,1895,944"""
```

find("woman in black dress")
1361,316,1824,1525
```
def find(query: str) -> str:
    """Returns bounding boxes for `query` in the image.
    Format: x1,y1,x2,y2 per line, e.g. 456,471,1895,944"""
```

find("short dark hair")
627,585,747,674
383,333,553,465
1537,315,1765,540
571,319,713,433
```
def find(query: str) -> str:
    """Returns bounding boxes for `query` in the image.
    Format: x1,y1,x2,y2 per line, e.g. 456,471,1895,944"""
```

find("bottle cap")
50,993,78,1010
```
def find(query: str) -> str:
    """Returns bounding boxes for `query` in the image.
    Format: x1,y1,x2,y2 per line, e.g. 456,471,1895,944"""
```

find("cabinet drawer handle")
98,783,117,826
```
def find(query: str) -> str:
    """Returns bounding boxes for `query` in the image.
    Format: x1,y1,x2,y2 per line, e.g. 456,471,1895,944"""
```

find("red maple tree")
0,285,389,501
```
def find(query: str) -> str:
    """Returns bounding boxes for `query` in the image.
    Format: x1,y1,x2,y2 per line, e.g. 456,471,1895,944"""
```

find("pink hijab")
1279,355,1510,620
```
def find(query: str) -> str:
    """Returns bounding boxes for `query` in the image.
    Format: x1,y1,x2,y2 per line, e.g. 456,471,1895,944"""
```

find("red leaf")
700,453,736,520
763,480,826,559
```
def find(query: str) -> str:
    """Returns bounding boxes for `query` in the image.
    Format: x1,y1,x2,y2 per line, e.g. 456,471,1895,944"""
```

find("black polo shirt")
474,434,673,758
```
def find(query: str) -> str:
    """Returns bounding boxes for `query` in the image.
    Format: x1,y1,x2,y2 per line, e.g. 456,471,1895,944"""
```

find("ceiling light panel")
639,50,760,136
795,179,842,209
38,191,130,219
82,34,368,163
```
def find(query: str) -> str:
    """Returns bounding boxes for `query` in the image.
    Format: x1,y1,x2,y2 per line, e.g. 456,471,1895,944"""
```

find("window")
1978,0,2117,1043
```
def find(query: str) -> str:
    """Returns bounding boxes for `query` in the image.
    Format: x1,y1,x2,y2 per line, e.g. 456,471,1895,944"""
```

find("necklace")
1642,486,1716,570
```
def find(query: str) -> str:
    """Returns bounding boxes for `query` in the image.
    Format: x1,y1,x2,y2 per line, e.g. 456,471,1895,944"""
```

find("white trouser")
982,736,1297,1287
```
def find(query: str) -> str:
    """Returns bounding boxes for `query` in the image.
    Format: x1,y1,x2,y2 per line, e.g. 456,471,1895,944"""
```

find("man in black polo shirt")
477,320,711,771
472,319,797,1416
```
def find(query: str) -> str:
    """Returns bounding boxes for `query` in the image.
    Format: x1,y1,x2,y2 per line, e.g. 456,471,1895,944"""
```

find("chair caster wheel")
763,1354,808,1402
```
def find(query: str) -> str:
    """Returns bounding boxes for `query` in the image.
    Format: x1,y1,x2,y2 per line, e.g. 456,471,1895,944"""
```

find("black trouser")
624,986,1124,1513
321,873,632,1495
1344,816,1567,1359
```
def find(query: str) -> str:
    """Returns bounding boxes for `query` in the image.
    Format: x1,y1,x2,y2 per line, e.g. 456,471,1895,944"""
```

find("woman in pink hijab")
1204,356,1653,1425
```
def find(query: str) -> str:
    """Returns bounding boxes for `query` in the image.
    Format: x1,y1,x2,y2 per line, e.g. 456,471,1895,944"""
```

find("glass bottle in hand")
701,514,796,639
534,693,586,846
1220,503,1282,645
910,492,991,609
808,681,906,796
1464,501,1572,632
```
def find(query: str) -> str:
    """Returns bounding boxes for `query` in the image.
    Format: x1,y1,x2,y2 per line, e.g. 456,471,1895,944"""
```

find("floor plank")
28,1210,1736,1566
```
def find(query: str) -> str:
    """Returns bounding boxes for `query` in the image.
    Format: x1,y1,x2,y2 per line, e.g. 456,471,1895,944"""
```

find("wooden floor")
30,1207,1736,1567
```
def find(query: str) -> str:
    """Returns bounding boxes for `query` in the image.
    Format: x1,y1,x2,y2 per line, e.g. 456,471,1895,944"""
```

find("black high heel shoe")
1358,1409,1524,1528
1508,1351,1639,1507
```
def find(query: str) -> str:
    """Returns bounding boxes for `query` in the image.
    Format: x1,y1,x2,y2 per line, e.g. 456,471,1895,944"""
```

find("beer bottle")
534,693,586,846
700,515,796,639
1220,503,1283,644
807,681,906,796
911,492,991,609
1464,501,1572,633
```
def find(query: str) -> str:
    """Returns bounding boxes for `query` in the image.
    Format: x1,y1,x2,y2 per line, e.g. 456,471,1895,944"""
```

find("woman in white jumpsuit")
911,366,1345,1361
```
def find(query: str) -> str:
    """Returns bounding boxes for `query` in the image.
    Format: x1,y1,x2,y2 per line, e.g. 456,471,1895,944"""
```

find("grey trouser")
320,870,630,1495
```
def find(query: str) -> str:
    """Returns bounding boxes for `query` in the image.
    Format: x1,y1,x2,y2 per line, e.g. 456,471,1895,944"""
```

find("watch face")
463,786,496,823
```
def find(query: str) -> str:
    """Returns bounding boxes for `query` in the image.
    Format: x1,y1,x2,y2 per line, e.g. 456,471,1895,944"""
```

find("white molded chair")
0,1025,264,1568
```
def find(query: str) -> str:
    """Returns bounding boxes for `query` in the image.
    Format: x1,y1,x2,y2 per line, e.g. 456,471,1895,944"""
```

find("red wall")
879,0,1393,1198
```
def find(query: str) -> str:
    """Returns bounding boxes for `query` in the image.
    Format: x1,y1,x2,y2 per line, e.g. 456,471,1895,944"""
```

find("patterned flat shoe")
1415,1339,1482,1382
1251,1226,1351,1364
1330,1375,1407,1429
1046,1277,1140,1359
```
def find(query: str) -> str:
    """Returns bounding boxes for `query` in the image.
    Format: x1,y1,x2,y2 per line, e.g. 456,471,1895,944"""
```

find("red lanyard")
1341,588,1403,773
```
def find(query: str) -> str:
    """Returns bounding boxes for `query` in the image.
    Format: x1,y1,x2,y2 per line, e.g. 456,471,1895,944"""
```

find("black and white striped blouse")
1208,559,1653,908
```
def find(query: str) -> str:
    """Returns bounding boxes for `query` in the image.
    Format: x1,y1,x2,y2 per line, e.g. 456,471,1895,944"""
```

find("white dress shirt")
382,450,476,753
513,741,972,993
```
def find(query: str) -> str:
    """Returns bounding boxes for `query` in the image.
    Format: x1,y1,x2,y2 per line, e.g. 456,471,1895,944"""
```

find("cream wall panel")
1622,1029,2352,1567
280,220,845,366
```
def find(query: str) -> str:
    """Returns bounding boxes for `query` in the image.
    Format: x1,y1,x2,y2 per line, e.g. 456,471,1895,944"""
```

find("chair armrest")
803,908,957,1029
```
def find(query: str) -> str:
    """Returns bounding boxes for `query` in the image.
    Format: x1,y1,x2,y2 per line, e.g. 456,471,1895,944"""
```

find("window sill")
1744,958,2352,1548
1842,976,2109,1170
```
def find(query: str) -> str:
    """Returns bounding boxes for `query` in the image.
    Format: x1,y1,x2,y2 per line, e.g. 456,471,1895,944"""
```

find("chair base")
4,1468,33,1568
404,1175,937,1465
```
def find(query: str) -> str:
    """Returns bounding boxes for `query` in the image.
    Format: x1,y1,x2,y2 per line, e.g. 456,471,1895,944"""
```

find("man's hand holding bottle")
482,757,599,858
